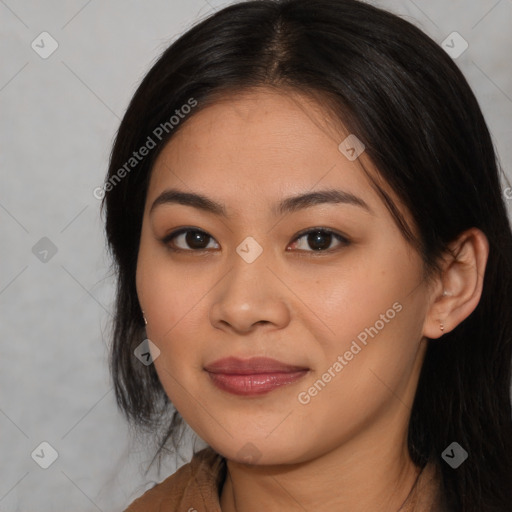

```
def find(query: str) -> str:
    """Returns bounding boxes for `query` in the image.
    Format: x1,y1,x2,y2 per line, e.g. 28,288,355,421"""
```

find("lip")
204,356,308,374
204,357,309,396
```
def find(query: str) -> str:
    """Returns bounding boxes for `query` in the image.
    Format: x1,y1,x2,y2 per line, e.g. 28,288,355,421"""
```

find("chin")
205,435,310,466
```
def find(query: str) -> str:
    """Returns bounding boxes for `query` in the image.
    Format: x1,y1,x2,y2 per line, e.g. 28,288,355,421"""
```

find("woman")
101,0,512,510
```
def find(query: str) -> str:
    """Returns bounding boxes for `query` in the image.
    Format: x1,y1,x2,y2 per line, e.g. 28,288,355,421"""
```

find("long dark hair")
101,1,512,509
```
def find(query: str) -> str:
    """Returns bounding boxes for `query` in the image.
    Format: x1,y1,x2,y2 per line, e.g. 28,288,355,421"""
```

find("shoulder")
123,447,226,512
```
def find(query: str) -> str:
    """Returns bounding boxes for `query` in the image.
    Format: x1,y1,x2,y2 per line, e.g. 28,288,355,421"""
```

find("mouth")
204,357,309,396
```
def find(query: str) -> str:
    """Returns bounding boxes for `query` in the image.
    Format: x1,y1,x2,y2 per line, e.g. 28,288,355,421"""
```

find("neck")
219,414,421,512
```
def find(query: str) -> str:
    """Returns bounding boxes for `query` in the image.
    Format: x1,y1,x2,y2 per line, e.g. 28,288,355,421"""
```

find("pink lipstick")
204,357,309,396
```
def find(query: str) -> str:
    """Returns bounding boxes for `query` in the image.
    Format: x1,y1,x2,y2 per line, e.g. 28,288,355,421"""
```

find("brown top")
123,447,451,512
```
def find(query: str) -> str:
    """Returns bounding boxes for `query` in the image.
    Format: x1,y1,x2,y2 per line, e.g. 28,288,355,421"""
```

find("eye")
161,227,350,253
161,228,220,252
287,228,350,253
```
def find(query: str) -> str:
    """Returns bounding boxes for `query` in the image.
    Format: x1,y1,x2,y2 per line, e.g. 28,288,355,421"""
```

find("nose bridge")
209,237,290,332
232,239,269,292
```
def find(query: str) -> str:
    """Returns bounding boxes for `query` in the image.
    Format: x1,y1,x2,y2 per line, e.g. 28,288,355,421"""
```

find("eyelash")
160,227,350,255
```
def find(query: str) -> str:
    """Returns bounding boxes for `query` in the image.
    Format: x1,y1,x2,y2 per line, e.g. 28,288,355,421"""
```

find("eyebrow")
149,188,373,217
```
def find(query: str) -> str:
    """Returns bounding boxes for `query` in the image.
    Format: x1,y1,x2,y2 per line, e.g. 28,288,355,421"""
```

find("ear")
423,228,489,339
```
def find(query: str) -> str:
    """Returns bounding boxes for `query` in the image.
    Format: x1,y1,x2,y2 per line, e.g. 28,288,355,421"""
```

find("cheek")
136,244,206,372
302,249,427,396
293,296,426,454
137,234,206,329
141,273,210,362
304,247,422,348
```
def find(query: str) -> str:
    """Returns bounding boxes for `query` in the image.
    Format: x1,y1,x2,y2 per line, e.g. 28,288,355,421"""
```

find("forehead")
145,88,403,226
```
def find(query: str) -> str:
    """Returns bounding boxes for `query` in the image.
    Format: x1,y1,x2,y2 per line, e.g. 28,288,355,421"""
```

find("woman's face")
136,88,433,465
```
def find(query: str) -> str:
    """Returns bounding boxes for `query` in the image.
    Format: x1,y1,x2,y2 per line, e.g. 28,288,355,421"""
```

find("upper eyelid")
293,227,349,241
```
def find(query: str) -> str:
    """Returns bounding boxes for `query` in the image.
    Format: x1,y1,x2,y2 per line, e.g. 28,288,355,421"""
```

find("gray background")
1,1,511,510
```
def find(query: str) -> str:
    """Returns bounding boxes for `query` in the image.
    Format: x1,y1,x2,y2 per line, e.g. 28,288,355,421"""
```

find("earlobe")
422,228,489,340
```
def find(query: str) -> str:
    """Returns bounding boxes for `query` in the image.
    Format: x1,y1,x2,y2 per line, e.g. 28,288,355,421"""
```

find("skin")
135,87,488,511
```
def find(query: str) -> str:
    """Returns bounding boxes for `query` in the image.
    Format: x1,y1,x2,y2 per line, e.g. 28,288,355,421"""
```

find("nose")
209,252,291,334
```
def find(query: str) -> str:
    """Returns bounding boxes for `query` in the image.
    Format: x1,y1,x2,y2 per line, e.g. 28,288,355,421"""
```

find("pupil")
186,230,209,249
308,231,331,250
